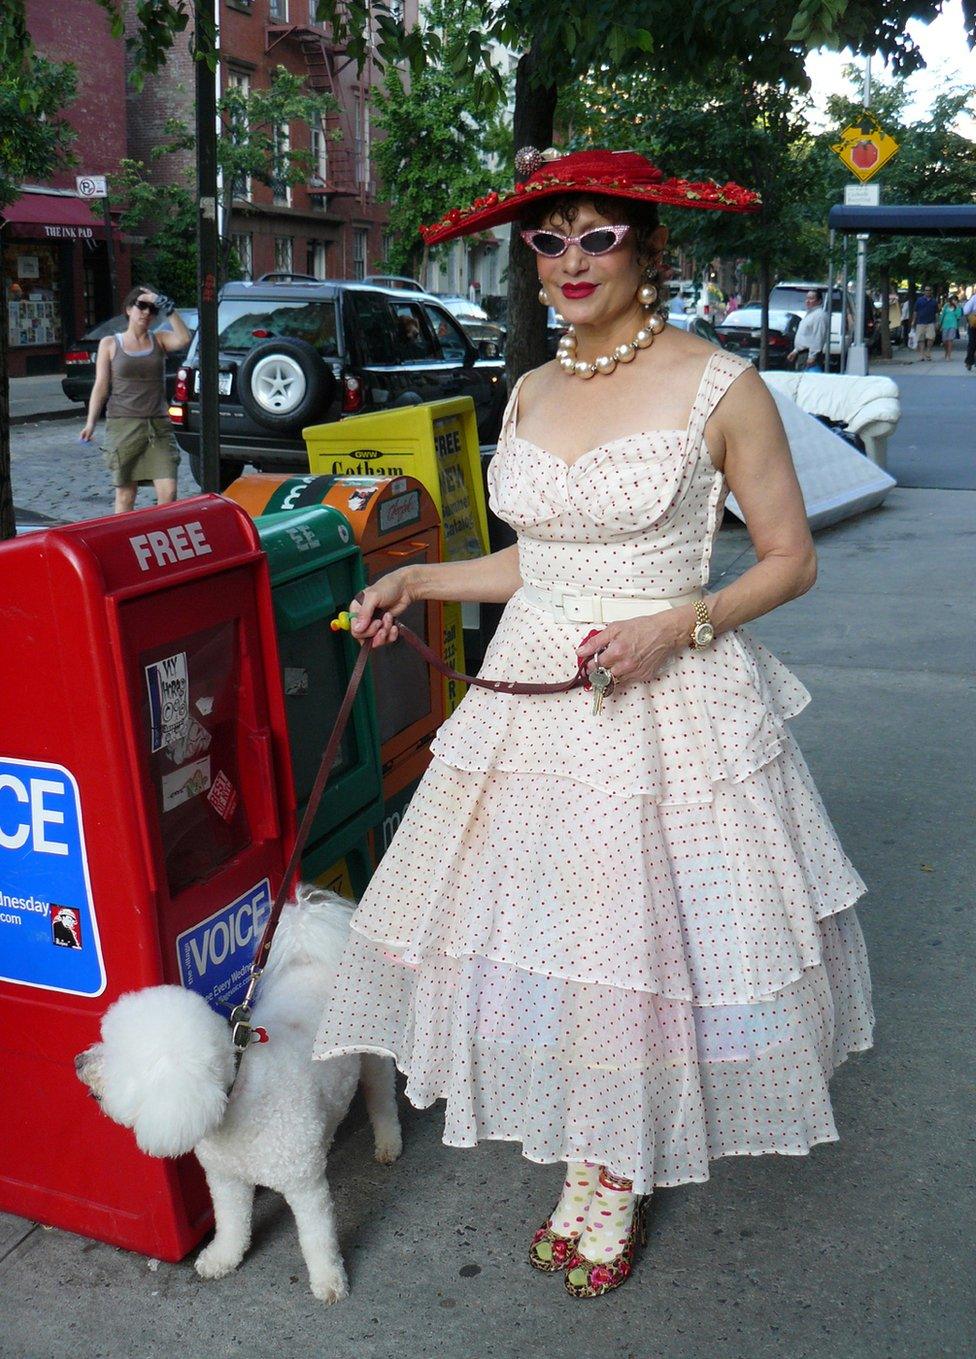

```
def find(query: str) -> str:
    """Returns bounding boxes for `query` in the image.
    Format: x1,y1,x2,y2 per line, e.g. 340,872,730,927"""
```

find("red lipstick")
561,283,597,299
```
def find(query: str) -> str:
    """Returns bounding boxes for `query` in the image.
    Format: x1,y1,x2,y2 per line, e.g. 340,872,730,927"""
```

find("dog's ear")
97,986,235,1158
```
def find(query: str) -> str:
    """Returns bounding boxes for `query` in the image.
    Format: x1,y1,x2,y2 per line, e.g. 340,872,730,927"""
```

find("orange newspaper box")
0,497,295,1261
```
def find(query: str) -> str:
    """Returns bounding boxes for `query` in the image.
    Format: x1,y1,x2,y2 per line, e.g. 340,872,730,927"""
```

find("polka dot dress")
313,350,875,1193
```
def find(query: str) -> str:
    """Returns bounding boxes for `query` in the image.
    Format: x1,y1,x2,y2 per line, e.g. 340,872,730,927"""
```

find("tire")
237,339,337,433
189,452,242,492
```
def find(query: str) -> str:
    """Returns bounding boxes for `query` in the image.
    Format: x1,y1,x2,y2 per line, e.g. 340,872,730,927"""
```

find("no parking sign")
0,756,105,996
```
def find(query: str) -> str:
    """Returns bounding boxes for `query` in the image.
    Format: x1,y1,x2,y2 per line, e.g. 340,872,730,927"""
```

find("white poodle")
75,886,401,1304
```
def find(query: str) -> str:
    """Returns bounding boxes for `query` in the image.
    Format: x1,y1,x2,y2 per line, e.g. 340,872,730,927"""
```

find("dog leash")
228,614,594,1070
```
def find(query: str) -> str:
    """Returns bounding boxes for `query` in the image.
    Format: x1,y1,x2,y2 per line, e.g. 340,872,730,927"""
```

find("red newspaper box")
0,496,296,1260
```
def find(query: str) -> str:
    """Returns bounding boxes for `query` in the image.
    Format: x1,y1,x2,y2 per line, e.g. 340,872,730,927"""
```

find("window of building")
310,111,328,186
230,233,253,279
269,0,288,20
352,227,368,280
226,69,252,201
355,96,370,189
274,237,293,274
308,240,330,279
272,123,291,205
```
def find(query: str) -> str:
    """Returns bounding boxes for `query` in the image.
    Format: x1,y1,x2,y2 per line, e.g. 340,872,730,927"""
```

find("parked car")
169,276,507,488
715,306,800,369
62,309,198,405
666,313,727,347
432,295,506,357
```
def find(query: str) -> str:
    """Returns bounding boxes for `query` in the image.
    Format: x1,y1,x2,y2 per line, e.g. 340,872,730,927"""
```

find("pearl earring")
539,286,549,305
637,282,658,306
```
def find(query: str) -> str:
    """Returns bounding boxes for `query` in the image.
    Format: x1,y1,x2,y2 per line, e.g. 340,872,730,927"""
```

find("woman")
314,149,874,1298
939,293,963,361
81,285,190,513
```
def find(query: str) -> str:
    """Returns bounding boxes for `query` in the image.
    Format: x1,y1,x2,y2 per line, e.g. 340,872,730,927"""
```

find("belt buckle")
561,591,600,624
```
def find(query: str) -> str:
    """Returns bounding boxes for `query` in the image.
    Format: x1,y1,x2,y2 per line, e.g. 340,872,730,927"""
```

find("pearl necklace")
557,305,666,380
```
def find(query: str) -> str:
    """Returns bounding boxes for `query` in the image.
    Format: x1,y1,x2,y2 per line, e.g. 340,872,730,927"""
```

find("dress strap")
500,370,532,441
684,350,751,453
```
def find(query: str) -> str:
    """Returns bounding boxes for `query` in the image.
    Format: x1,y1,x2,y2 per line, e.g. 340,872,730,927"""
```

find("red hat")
420,147,761,246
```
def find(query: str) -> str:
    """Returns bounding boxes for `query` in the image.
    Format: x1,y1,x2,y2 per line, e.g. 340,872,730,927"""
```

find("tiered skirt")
314,592,874,1191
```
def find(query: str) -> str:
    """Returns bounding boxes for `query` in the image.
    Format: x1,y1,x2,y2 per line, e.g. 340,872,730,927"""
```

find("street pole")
101,196,119,316
825,228,835,371
846,56,872,375
195,0,221,493
840,237,850,372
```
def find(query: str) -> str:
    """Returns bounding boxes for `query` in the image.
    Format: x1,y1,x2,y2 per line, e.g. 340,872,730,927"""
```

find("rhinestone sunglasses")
519,225,631,258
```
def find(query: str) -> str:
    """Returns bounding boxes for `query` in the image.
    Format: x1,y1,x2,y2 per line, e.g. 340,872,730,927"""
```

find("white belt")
520,581,701,624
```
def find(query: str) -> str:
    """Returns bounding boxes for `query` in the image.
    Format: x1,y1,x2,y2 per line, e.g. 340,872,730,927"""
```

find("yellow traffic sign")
831,112,899,183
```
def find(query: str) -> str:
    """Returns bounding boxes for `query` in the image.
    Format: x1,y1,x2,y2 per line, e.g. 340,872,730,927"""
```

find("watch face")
695,622,714,647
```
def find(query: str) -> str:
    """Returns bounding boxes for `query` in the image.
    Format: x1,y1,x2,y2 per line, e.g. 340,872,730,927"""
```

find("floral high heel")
528,1218,580,1273
563,1196,648,1298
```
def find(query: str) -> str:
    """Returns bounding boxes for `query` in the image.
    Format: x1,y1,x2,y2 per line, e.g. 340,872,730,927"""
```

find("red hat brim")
420,149,761,246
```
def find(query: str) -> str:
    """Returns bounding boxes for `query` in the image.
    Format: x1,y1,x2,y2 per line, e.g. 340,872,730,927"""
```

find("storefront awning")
1,192,111,241
827,204,976,237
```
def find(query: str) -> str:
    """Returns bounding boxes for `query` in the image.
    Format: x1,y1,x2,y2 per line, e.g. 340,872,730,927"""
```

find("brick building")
126,0,415,286
2,0,132,376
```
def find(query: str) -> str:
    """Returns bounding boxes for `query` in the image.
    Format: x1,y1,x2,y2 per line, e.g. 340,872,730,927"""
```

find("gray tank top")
106,333,167,419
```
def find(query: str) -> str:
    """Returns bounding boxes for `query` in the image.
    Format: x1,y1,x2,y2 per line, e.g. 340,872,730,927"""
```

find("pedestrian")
80,285,189,513
938,293,963,360
314,148,874,1299
963,287,976,372
726,291,740,316
910,285,938,362
787,288,829,371
900,294,912,346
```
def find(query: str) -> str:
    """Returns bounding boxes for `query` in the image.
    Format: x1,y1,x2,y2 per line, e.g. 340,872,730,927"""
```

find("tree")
0,50,77,539
371,0,502,284
112,69,336,301
311,0,974,381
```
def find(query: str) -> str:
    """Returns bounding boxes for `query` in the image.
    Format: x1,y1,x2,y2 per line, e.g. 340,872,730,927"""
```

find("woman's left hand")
575,610,691,687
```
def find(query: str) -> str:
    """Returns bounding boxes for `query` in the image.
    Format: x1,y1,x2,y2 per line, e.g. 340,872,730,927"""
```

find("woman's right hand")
349,568,417,648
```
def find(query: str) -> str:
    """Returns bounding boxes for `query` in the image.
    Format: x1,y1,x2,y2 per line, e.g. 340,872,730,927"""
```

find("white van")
770,281,853,352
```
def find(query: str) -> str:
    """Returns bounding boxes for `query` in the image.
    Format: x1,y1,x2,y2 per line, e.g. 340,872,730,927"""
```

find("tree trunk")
879,268,891,360
0,273,14,541
505,48,557,390
758,254,770,372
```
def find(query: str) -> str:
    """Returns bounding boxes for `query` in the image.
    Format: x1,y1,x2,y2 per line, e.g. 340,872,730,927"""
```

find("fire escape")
265,20,372,210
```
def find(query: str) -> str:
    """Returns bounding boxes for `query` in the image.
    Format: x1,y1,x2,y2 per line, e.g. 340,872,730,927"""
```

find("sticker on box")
161,756,211,811
208,770,238,822
146,652,189,751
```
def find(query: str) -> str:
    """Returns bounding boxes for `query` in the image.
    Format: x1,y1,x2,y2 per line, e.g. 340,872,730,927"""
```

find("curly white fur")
75,886,401,1304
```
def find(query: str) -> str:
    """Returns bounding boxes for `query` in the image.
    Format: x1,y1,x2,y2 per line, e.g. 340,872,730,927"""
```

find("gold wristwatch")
690,599,715,650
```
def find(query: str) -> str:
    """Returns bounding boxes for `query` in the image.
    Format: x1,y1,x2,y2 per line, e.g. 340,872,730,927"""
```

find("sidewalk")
7,372,78,424
1,478,972,1359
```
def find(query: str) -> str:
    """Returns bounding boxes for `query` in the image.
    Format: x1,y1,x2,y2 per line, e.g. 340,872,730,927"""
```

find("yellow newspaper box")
303,398,489,714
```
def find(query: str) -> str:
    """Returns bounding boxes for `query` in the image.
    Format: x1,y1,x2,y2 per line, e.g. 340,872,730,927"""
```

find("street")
1,359,974,1358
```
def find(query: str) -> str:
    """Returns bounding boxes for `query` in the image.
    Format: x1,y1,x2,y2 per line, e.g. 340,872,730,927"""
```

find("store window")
274,237,293,274
4,242,62,350
351,227,368,281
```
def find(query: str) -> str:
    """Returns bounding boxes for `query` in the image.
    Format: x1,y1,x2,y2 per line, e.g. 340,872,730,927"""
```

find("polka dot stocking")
550,1161,599,1239
576,1168,640,1263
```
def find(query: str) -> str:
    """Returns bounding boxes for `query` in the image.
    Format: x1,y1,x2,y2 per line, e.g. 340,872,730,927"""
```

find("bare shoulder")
517,359,560,411
661,324,717,363
711,360,777,426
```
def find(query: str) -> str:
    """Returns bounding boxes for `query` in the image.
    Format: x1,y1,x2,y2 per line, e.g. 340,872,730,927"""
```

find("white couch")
760,372,901,469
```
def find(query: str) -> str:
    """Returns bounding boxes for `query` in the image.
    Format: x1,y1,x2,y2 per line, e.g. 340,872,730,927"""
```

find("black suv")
170,274,507,488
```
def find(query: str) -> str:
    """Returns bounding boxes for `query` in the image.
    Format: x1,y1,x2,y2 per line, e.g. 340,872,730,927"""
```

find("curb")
10,407,81,427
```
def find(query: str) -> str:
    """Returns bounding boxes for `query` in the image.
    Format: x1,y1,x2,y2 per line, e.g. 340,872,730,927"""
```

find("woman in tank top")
80,284,191,513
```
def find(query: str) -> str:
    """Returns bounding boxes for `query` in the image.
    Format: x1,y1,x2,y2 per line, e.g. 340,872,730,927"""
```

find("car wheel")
237,339,337,433
189,452,242,492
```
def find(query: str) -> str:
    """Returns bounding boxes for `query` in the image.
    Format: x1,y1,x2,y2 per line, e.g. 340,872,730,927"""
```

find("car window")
391,301,437,362
422,305,469,362
215,299,339,354
347,292,398,365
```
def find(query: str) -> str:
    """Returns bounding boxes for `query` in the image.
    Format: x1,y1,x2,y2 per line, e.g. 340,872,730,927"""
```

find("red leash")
229,616,592,1067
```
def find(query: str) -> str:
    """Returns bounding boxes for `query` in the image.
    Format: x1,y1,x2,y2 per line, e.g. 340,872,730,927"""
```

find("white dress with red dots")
314,349,874,1193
